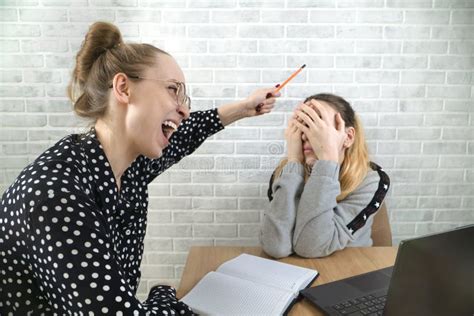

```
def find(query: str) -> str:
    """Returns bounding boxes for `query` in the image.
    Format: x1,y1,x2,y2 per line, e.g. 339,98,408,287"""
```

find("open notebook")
181,254,318,315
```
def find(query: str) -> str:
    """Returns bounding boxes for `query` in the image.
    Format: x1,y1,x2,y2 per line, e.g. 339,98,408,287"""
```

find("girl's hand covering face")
293,100,347,163
285,115,304,163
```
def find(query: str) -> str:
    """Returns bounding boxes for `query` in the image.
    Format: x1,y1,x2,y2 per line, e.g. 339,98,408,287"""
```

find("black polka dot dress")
0,109,223,315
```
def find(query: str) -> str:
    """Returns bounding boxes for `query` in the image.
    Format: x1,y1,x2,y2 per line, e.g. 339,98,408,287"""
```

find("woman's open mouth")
161,120,178,142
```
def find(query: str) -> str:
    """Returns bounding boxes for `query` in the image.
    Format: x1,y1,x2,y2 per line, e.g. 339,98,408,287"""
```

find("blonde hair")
68,21,169,120
272,93,370,202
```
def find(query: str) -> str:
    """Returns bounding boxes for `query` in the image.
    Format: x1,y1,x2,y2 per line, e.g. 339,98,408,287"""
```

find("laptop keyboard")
331,292,387,316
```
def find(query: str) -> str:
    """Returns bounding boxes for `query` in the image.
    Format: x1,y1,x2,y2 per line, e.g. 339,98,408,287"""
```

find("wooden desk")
177,246,397,316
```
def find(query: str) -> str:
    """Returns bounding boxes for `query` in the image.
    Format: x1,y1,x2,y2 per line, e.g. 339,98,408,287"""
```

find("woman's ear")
111,73,131,104
343,126,356,149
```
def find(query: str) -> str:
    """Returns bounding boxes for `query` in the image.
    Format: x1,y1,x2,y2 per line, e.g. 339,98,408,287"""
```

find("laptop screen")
384,225,474,315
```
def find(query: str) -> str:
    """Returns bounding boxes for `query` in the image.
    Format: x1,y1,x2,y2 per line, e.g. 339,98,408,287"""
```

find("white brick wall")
1,0,473,296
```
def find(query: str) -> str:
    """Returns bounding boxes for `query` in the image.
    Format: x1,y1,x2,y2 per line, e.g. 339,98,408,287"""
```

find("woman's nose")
178,104,190,120
302,133,307,141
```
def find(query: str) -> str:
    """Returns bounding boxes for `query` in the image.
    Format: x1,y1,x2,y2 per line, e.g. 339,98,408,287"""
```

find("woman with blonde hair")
260,93,390,258
0,22,279,314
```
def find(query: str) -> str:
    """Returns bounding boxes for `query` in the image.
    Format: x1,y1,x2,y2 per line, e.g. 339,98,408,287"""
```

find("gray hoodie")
260,160,389,258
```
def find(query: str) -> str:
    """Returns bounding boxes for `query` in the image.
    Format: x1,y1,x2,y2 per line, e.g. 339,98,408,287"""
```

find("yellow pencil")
256,64,307,112
275,64,306,93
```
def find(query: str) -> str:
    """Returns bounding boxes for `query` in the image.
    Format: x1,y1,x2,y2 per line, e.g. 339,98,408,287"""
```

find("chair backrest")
371,202,392,246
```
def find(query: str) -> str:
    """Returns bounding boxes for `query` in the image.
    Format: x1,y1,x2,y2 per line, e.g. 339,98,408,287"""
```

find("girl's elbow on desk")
293,244,332,258
261,241,293,259
262,238,335,259
293,233,340,258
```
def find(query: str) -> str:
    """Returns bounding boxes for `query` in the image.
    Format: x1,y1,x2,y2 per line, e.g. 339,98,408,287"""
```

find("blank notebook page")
217,254,316,292
181,271,292,315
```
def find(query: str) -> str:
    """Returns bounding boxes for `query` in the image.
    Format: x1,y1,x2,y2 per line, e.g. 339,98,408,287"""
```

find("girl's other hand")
285,118,304,163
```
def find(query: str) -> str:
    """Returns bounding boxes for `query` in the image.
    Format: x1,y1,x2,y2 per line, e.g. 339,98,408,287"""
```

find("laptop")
300,224,474,316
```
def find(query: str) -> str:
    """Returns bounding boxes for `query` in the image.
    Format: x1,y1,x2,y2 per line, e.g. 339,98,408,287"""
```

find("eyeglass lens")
177,82,191,109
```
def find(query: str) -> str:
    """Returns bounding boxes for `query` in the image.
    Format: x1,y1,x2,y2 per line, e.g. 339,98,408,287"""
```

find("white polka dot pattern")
0,110,223,314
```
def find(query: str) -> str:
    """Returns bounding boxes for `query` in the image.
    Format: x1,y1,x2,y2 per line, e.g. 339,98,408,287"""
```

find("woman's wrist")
217,100,248,126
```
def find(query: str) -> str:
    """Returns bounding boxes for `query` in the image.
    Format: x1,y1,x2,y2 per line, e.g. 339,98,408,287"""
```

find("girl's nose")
301,133,307,141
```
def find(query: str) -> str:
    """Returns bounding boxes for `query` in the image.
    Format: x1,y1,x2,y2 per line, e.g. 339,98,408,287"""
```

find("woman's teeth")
162,120,178,140
163,120,178,131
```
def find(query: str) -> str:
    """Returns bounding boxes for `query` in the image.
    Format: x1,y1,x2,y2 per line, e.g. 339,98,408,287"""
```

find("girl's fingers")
294,111,311,127
293,103,305,124
300,103,323,125
287,119,300,135
293,119,310,134
294,102,304,110
335,112,345,132
287,120,294,129
291,119,301,133
307,99,330,122
295,109,317,129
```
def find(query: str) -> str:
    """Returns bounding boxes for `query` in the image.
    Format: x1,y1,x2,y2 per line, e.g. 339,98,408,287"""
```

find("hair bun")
74,22,123,83
68,21,167,121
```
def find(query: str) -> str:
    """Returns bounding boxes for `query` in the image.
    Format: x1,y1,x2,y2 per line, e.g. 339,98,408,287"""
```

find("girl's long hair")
273,93,370,201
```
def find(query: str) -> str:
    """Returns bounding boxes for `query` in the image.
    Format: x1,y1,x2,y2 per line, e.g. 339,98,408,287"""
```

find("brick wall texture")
1,0,473,295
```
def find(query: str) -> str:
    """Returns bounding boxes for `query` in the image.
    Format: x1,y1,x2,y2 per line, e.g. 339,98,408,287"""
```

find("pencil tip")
301,64,306,68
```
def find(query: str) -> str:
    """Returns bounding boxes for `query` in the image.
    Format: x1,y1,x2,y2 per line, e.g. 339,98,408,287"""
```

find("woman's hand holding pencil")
256,64,306,113
217,86,280,126
229,64,306,121
243,87,281,116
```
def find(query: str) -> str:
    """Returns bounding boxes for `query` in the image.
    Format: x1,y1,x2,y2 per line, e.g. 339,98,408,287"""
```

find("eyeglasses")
110,74,191,110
